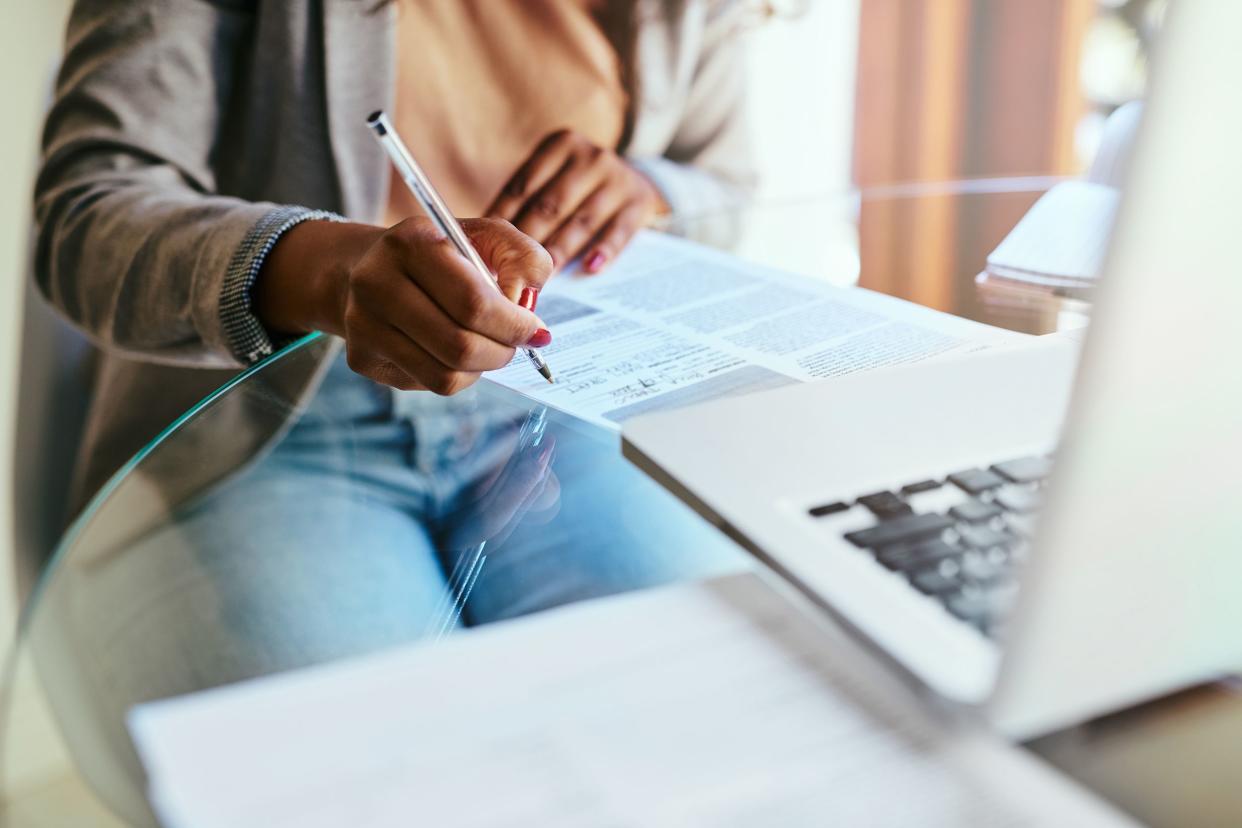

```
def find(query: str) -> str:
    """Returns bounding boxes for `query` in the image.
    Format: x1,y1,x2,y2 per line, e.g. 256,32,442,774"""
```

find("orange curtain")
853,0,1092,314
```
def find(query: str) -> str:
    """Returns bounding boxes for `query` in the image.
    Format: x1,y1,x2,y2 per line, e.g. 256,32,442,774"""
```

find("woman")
38,0,755,502
36,0,760,638
34,3,757,816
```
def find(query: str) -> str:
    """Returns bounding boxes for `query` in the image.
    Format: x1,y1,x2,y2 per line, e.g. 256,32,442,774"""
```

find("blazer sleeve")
628,3,759,249
34,0,340,369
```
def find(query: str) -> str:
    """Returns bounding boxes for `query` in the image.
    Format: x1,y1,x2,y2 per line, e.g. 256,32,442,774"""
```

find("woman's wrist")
253,220,382,338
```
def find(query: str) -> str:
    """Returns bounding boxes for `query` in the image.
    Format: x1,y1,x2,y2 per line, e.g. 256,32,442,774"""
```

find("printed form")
488,232,1026,428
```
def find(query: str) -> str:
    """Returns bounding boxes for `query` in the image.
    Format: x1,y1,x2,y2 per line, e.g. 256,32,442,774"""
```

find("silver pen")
366,110,554,384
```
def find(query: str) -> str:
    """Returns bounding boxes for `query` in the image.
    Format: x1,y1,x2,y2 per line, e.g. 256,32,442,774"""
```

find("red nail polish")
519,287,539,311
527,327,552,348
586,252,606,273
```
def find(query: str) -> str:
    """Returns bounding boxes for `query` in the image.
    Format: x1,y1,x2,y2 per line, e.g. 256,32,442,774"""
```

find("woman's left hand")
486,129,669,275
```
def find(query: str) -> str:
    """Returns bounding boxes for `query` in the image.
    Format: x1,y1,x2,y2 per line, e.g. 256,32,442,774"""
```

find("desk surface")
11,187,1232,827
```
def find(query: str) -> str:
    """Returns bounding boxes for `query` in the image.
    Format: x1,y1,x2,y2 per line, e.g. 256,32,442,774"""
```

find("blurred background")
735,0,1162,300
0,0,1156,822
1,1,82,820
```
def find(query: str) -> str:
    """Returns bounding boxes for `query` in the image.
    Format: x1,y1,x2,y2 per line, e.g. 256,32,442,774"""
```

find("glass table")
4,324,771,825
3,185,1166,828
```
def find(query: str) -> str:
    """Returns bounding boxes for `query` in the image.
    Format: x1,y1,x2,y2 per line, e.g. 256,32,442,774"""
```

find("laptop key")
808,501,850,518
856,491,913,520
995,486,1041,514
960,551,1009,584
949,499,1002,523
944,588,1003,631
909,559,963,595
904,486,970,518
952,582,1020,635
958,525,1015,550
900,479,942,495
947,468,1007,495
875,538,959,571
844,513,954,550
991,456,1053,484
1005,512,1039,538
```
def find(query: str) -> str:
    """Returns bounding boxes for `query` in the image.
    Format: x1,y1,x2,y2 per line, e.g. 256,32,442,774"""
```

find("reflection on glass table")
4,332,752,826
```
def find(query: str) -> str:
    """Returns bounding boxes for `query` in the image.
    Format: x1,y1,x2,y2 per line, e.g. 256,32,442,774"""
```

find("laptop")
622,0,1242,738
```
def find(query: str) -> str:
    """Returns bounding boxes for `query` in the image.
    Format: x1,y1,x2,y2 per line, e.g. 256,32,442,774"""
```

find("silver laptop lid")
991,0,1242,736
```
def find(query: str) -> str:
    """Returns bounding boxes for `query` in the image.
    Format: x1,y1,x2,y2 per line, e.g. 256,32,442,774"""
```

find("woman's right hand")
255,216,553,394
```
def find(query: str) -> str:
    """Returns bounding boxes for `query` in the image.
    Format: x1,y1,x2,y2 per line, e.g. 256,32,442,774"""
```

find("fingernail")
519,287,539,311
585,251,606,273
527,327,552,348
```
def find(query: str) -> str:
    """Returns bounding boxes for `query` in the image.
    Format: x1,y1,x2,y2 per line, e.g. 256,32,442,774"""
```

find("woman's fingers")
461,217,554,303
510,150,609,245
486,130,578,222
383,220,545,348
339,216,556,393
345,321,480,396
378,278,517,372
366,361,425,392
582,201,649,274
542,185,627,270
486,129,669,275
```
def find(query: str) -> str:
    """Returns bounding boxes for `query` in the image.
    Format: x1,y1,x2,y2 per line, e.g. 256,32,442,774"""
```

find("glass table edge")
13,331,328,642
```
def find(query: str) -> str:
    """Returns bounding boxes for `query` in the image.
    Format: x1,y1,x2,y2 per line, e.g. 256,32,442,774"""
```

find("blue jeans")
86,355,745,716
49,355,748,825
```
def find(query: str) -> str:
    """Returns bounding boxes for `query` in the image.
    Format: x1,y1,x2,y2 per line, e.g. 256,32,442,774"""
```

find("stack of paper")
979,180,1119,300
128,573,1135,828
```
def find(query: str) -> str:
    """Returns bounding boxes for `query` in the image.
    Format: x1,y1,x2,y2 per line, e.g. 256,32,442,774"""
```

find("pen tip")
540,366,555,384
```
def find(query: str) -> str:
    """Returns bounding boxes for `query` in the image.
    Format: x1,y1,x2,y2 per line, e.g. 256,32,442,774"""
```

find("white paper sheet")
486,232,1026,429
986,181,1120,287
129,574,1134,828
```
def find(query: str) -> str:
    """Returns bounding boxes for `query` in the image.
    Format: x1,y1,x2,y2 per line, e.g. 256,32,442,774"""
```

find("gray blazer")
35,0,757,510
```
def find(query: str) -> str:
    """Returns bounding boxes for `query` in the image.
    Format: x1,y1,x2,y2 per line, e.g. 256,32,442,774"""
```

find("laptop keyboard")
807,455,1053,638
